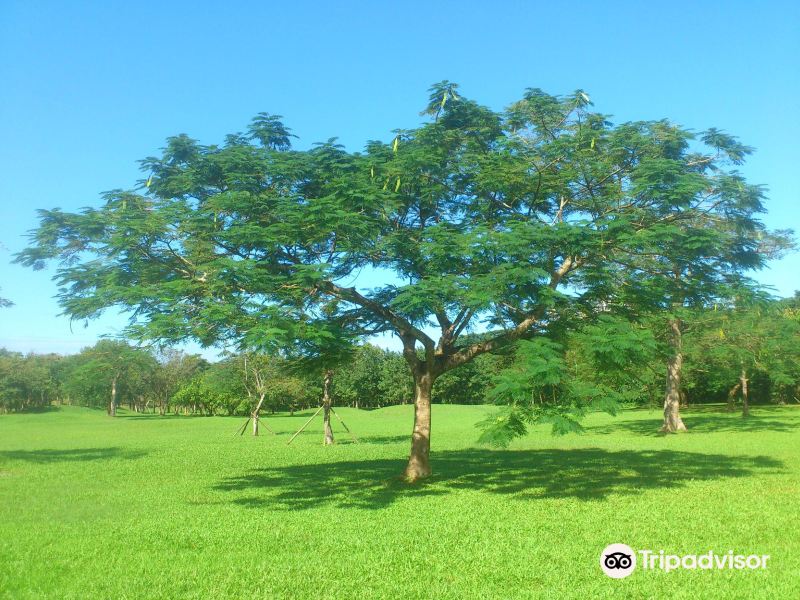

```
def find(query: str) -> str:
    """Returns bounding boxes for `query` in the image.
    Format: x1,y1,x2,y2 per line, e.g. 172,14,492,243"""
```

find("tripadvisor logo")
600,544,769,578
600,543,636,578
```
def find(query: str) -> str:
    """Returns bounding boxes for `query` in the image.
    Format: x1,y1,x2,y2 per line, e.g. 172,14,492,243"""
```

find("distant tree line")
2,295,798,417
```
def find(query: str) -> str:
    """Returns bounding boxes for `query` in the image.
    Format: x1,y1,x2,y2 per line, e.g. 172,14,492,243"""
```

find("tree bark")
740,367,750,417
322,370,334,445
404,370,435,481
109,374,118,417
252,393,266,436
726,382,741,412
660,319,687,433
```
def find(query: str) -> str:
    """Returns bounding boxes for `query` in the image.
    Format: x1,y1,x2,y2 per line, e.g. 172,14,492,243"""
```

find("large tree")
18,83,780,479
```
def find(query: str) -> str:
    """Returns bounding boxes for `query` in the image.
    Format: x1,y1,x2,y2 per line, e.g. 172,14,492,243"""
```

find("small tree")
239,352,283,435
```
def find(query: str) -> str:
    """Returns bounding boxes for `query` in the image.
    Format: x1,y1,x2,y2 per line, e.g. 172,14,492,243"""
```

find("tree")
149,349,207,414
63,340,156,415
0,351,63,411
684,297,800,416
603,125,792,431
285,331,357,446
239,352,281,435
17,83,783,479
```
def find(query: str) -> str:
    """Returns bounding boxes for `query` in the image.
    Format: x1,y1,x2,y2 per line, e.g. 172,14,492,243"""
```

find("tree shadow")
588,410,800,436
118,414,178,420
0,447,148,464
212,447,783,511
361,435,408,444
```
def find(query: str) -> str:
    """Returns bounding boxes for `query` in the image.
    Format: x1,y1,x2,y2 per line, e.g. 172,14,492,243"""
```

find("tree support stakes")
330,407,358,443
286,405,359,445
235,414,275,436
286,406,324,445
235,417,251,436
257,415,275,434
235,392,276,436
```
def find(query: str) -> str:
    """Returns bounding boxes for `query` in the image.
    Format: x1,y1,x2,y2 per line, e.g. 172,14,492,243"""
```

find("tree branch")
321,281,435,352
445,256,579,370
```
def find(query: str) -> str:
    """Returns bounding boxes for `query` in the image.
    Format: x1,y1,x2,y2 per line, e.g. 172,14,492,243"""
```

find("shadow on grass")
0,447,148,463
117,414,180,420
589,409,800,436
213,447,783,511
361,435,408,444
275,430,401,444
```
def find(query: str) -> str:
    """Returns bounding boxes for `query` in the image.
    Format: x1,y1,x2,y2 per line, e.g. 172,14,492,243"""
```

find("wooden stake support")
286,405,323,445
234,392,276,437
330,407,359,443
286,405,358,445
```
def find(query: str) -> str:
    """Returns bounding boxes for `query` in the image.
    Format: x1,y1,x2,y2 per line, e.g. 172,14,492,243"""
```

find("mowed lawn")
1,404,798,599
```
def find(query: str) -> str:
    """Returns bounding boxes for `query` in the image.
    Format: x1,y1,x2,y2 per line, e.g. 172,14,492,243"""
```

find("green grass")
1,404,799,599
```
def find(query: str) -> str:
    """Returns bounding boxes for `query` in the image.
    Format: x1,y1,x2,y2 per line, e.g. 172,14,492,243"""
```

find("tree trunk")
252,393,267,436
404,370,435,481
740,367,750,417
322,370,334,445
660,319,687,433
109,375,118,417
726,382,741,412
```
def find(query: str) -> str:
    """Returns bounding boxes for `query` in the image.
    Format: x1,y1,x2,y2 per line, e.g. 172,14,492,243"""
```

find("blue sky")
1,0,798,357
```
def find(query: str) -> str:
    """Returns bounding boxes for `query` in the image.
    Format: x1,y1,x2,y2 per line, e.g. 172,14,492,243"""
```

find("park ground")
1,404,799,599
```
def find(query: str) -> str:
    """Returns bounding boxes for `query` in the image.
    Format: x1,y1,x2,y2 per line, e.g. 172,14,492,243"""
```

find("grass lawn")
1,403,798,599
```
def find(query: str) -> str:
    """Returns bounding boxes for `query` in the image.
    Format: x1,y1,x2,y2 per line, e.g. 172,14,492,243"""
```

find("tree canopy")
17,82,785,478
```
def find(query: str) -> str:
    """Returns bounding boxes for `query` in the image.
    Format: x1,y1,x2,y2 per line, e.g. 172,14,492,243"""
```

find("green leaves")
477,317,660,446
701,128,754,165
476,407,531,447
247,113,295,150
421,80,461,119
17,82,784,391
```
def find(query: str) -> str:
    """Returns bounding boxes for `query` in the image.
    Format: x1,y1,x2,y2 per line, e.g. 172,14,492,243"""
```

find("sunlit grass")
1,404,798,598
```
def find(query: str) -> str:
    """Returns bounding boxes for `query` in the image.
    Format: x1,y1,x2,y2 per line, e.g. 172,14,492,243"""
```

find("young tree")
18,84,782,478
239,352,281,435
289,331,358,446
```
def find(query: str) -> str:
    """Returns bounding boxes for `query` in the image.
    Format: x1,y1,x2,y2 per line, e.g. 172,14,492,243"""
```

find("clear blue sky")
1,0,798,357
